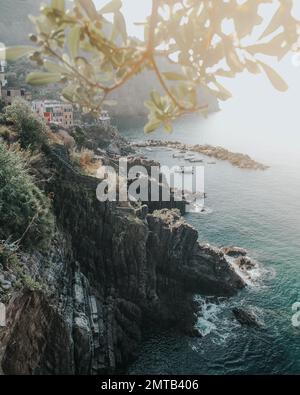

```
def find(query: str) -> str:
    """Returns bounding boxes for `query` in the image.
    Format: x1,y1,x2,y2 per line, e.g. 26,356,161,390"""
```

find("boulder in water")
233,307,262,328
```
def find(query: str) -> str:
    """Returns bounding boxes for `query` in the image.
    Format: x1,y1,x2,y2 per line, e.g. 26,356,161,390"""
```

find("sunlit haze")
93,0,300,165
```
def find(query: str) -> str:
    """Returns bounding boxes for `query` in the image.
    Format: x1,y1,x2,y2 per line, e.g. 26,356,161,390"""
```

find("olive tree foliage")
2,0,300,132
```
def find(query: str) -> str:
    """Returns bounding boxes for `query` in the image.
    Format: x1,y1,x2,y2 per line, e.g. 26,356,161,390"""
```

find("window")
7,90,11,97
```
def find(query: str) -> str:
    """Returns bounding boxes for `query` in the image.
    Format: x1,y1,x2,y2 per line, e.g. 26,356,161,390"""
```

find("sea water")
119,115,300,375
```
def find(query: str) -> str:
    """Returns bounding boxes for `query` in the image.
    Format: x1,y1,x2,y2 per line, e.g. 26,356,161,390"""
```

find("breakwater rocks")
133,140,269,170
0,145,245,375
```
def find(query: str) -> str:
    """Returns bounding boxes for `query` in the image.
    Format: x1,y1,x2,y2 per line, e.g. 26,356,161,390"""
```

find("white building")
99,110,111,128
0,60,7,86
0,60,7,101
31,100,74,128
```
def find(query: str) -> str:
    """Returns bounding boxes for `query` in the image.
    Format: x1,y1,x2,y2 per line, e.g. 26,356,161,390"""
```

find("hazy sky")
94,1,300,164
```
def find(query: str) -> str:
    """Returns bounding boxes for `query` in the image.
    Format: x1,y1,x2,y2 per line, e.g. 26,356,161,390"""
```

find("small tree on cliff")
2,0,300,132
0,140,54,249
4,99,47,149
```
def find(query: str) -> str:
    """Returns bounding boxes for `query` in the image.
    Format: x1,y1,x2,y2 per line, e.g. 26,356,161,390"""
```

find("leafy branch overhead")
2,0,300,132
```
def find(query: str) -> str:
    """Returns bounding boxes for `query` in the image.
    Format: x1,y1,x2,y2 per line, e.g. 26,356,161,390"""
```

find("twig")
16,211,40,246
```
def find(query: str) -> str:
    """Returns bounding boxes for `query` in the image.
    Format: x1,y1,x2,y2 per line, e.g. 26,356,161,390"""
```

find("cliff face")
0,144,244,375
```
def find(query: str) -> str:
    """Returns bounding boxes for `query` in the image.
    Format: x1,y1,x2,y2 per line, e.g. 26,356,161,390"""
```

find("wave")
225,254,276,287
193,296,240,344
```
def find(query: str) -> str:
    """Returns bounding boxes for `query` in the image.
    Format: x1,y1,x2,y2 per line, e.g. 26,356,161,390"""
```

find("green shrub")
0,140,54,250
21,275,45,292
70,125,87,147
0,240,19,270
0,126,14,140
4,99,47,149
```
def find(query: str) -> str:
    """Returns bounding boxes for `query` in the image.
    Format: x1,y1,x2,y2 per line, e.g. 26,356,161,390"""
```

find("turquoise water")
119,116,300,375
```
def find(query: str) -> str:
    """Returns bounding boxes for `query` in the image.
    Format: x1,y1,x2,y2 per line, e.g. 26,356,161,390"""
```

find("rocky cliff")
0,137,244,374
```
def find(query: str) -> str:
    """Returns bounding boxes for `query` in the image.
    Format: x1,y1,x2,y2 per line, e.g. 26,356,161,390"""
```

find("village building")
0,59,7,102
99,110,111,128
0,60,32,105
0,59,7,87
1,87,32,106
31,100,74,128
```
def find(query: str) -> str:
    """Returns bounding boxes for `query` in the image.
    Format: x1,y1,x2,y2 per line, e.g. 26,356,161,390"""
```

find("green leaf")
44,61,68,74
150,90,162,109
51,0,65,11
245,60,260,75
68,26,81,59
144,100,155,110
214,81,232,100
3,46,36,61
26,72,62,86
100,0,122,14
163,122,173,133
103,100,117,107
258,61,288,92
113,10,127,44
61,86,76,102
144,118,161,133
77,0,99,20
162,72,187,81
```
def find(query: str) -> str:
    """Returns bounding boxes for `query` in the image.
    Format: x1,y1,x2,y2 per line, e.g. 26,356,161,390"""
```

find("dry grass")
45,128,64,145
8,142,42,167
70,148,102,175
0,125,18,142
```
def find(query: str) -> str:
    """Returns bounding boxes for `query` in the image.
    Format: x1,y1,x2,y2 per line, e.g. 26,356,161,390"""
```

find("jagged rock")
0,291,74,375
235,256,256,271
0,275,12,291
0,281,12,291
233,307,262,328
221,246,248,257
7,274,17,284
73,313,92,375
187,244,245,296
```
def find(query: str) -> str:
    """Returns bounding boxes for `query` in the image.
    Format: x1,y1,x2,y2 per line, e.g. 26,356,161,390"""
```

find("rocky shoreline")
0,124,247,375
132,140,269,170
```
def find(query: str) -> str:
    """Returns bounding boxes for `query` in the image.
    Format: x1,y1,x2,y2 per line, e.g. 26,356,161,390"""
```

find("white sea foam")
226,255,275,287
194,296,239,344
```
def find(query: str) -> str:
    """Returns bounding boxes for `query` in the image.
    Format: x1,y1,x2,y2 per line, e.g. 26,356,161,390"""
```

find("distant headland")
132,140,269,171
